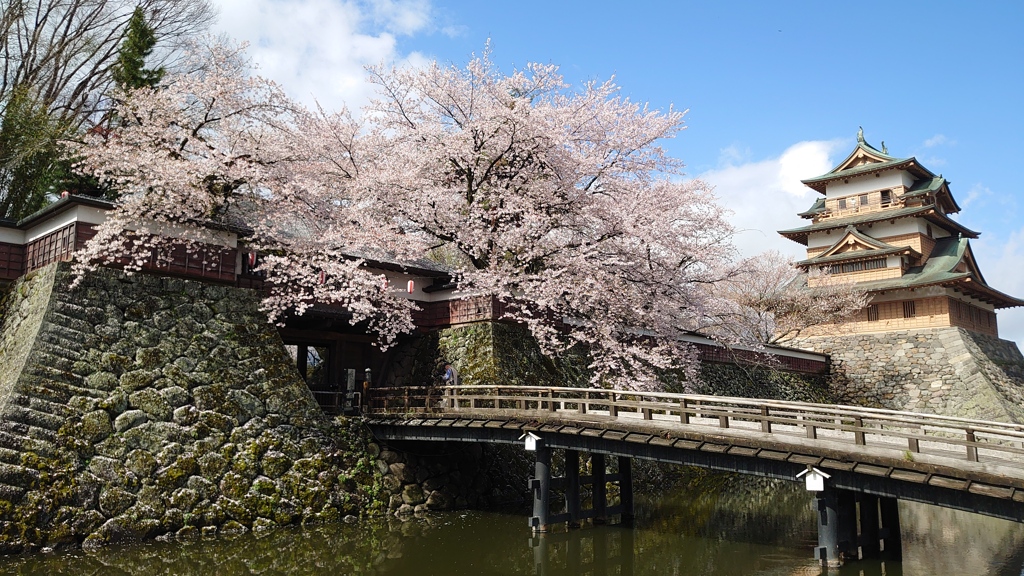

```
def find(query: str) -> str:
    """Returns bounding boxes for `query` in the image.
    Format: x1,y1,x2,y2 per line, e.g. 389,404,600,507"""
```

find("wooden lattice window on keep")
902,300,916,318
867,305,879,322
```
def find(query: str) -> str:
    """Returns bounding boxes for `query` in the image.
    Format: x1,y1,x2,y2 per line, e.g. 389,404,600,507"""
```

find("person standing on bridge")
442,363,460,386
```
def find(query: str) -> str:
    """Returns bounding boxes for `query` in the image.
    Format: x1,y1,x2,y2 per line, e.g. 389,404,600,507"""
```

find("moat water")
2,481,1024,575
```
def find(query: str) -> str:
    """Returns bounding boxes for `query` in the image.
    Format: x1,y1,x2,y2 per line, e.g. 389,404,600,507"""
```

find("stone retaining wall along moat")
793,328,1024,422
0,263,402,552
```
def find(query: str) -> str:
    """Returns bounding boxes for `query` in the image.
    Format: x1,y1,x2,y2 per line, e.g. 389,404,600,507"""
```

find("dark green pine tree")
60,6,166,201
111,7,165,91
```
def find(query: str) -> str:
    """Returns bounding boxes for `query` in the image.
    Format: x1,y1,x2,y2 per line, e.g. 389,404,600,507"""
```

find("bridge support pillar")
531,445,552,533
618,456,634,525
815,487,858,567
879,496,902,561
592,454,607,524
566,450,582,528
857,493,881,560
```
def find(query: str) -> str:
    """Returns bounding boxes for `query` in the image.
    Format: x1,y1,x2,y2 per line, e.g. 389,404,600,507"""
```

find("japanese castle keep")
783,131,1024,421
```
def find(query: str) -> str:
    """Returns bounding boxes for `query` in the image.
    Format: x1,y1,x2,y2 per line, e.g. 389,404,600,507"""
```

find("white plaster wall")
825,171,913,199
0,228,24,244
863,219,922,238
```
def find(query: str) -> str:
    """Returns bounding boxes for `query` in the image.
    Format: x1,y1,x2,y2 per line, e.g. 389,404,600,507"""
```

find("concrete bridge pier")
816,487,902,566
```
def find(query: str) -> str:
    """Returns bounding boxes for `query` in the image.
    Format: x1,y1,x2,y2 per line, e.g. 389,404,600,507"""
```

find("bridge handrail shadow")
367,385,1024,467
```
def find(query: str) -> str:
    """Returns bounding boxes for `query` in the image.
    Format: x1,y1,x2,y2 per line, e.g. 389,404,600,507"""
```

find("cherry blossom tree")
72,42,419,347
714,251,867,345
361,51,737,389
75,42,800,391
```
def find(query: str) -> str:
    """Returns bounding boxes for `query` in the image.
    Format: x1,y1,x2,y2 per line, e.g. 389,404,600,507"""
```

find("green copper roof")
798,197,826,218
903,176,962,213
796,246,912,267
778,205,980,244
802,156,918,185
800,138,937,194
904,176,945,196
795,226,918,267
842,237,1024,308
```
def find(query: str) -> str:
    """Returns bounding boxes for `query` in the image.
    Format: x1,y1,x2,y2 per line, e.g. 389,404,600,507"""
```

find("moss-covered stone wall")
686,362,834,404
385,322,588,388
0,263,388,553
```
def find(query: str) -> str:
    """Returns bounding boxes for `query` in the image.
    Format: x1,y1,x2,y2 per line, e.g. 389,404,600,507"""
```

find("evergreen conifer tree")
111,7,165,91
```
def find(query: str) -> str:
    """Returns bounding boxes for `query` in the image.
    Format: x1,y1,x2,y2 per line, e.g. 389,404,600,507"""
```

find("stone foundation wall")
792,327,1024,422
0,263,386,552
688,362,834,404
374,440,530,517
384,322,588,388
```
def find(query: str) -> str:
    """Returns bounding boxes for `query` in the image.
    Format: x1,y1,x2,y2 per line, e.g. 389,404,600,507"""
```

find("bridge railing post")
680,399,690,424
760,406,771,433
578,391,588,415
854,416,865,446
609,393,618,418
966,428,978,462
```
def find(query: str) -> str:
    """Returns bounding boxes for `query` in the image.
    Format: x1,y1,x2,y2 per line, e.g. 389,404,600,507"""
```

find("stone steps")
44,310,96,339
19,376,107,402
0,447,22,465
39,325,92,355
28,349,77,373
0,482,26,503
10,394,78,421
0,461,40,487
0,420,57,444
3,404,68,433
0,429,56,458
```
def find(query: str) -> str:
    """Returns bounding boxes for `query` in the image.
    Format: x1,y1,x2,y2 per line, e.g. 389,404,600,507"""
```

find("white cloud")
212,0,433,113
923,134,955,148
701,140,843,259
960,183,991,210
972,229,1024,350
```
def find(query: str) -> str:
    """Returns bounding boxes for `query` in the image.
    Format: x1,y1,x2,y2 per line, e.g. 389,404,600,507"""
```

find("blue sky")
213,0,1024,345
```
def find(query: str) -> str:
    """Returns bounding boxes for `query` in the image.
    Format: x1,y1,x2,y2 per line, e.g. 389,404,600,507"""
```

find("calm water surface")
3,482,1024,575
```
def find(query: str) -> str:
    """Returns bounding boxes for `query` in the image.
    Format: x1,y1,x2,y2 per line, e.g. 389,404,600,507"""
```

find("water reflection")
2,483,1024,575
529,528,634,576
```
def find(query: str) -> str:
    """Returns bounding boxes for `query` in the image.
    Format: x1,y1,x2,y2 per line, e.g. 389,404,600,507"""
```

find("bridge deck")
366,385,1024,519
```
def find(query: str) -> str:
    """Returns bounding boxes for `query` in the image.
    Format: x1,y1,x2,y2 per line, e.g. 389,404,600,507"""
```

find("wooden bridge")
364,385,1024,567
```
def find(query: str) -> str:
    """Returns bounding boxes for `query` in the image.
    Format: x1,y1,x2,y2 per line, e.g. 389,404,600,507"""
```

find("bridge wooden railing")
367,385,1024,467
